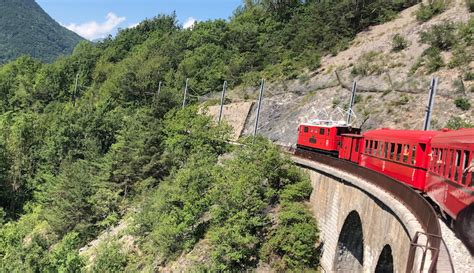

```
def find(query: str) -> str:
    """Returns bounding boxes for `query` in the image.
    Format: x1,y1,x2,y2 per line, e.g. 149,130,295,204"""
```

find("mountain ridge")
0,0,84,63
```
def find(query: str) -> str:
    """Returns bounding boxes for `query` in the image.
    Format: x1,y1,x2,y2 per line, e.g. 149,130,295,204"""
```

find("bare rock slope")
229,0,473,146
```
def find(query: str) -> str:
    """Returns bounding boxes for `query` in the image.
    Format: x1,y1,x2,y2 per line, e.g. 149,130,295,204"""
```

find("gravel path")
439,220,473,273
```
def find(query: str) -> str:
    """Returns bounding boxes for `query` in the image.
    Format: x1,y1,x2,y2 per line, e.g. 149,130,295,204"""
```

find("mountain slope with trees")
0,0,84,64
0,0,433,271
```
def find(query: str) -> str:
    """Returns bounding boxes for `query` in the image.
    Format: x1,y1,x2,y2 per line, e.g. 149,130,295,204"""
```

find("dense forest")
0,0,421,271
0,0,84,64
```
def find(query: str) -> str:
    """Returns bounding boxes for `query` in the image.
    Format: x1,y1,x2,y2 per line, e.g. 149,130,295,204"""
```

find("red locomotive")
297,123,360,155
297,123,474,223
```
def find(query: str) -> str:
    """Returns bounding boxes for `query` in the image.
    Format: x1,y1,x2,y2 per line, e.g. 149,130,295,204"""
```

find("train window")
448,150,454,179
437,149,443,174
320,128,325,135
454,150,461,182
443,149,449,177
304,127,309,133
396,144,402,161
390,143,395,160
384,143,389,158
378,142,383,157
462,151,471,186
403,145,409,163
365,140,369,153
412,146,417,165
373,141,379,156
327,129,330,136
420,144,426,152
355,142,359,153
430,148,437,171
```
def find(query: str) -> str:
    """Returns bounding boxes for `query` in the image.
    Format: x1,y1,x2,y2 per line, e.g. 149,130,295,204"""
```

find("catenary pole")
182,78,189,109
253,79,265,141
218,81,227,124
347,81,357,124
423,78,438,131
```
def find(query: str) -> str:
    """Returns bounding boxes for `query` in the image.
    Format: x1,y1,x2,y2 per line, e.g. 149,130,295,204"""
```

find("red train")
297,123,474,222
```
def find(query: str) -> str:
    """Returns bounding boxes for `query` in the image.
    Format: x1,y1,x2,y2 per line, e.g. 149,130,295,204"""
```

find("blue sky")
36,0,243,40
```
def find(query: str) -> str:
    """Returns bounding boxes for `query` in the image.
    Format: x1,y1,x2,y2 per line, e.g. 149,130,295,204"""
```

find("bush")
465,70,474,81
351,51,385,76
92,241,129,272
392,34,409,52
445,116,474,129
424,47,444,73
394,95,410,106
454,97,471,110
467,0,474,12
415,0,447,22
260,202,319,270
420,22,456,50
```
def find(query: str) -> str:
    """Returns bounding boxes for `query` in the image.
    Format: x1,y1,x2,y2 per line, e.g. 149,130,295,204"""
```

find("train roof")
363,129,441,143
299,123,351,128
431,128,474,145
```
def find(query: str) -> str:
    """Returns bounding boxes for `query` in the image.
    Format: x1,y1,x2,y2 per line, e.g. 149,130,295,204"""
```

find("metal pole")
253,79,265,140
423,78,438,131
347,81,357,124
218,81,227,124
154,81,162,105
182,78,189,109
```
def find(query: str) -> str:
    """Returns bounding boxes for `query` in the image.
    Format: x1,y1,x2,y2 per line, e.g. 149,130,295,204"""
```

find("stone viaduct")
293,155,435,272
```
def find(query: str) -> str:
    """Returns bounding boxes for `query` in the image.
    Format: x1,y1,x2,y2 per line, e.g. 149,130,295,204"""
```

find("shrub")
445,116,474,129
415,0,447,22
280,180,313,203
351,51,385,76
260,202,319,270
465,70,474,81
395,95,410,106
454,97,471,110
424,47,444,73
392,34,409,52
92,241,129,272
467,0,474,12
449,44,470,68
420,22,456,50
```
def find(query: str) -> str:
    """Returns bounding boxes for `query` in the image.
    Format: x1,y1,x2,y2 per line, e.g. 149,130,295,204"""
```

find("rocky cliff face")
212,1,473,146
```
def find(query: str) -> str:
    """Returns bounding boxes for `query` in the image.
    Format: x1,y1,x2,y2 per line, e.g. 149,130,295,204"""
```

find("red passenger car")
359,129,440,191
297,123,360,155
425,129,474,220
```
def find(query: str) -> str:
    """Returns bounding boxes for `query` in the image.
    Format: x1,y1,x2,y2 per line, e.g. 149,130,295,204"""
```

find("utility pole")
423,78,438,131
253,79,265,141
218,81,228,124
347,81,357,125
182,78,189,109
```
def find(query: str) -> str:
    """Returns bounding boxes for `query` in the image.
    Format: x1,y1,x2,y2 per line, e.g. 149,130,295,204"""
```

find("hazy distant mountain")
0,0,84,64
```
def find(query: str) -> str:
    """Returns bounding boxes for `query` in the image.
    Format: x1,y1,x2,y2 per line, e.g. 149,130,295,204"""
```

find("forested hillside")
0,0,422,271
0,0,84,64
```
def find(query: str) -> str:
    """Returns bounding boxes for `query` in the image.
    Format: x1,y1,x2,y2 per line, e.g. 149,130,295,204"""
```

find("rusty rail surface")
292,148,446,272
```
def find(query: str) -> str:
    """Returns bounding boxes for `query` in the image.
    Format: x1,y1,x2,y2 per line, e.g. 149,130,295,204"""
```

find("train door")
350,138,361,163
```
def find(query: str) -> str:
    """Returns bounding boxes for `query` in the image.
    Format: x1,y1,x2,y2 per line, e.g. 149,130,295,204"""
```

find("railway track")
280,145,455,272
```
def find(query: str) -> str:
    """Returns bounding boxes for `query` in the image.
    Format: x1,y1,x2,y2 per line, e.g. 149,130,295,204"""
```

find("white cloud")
65,12,126,40
183,17,196,29
128,23,139,29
